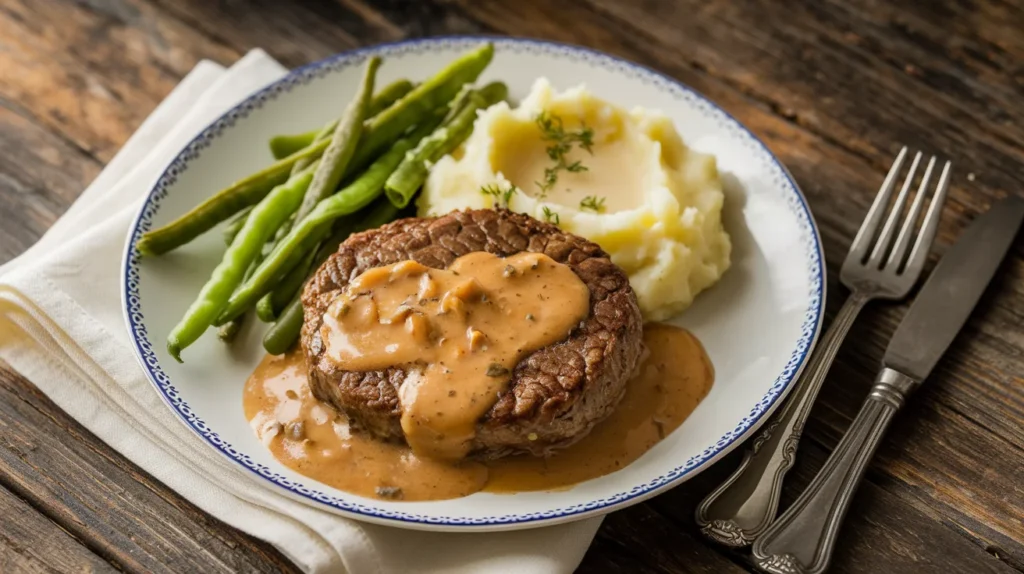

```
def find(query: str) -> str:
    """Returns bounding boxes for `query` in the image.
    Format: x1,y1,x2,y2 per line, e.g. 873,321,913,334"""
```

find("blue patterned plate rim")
121,35,825,530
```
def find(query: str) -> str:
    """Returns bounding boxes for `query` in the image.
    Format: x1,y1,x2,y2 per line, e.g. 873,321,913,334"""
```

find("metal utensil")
696,148,951,546
752,195,1024,574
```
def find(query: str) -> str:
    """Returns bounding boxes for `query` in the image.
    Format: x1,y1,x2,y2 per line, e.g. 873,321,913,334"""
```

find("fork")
694,148,952,547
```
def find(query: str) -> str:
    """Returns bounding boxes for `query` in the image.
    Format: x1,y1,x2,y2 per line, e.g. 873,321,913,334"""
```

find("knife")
750,195,1024,574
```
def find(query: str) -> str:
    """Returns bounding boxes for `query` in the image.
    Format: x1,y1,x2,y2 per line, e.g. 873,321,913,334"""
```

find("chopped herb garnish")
579,195,606,213
565,160,587,173
480,183,518,208
486,363,510,377
542,206,560,225
534,111,594,195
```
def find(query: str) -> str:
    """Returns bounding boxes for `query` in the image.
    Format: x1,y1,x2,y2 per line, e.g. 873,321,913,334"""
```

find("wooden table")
1,1,1022,572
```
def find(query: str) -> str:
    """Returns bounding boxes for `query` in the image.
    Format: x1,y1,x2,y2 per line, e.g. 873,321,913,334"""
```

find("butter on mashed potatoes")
418,78,731,321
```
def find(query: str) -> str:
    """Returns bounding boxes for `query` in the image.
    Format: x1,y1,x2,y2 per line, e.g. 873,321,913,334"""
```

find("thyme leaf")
534,111,594,195
579,195,606,213
480,183,518,208
542,205,561,225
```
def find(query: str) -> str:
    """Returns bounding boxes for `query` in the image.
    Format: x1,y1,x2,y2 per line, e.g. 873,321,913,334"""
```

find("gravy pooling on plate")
243,322,713,501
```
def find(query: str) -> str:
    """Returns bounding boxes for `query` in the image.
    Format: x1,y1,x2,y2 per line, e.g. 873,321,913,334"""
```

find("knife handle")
751,368,919,574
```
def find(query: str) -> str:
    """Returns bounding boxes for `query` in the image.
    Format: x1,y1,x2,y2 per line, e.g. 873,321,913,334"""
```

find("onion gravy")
244,322,713,501
319,251,590,461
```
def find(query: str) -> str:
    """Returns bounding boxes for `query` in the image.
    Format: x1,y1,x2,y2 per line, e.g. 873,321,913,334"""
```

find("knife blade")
885,195,1024,381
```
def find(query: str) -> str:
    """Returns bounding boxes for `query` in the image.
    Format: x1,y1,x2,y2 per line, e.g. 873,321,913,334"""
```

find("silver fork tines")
865,149,919,268
842,147,952,298
695,147,951,555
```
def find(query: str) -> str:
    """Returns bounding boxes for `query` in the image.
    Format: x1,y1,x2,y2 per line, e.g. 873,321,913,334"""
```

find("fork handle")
750,367,919,574
695,291,869,547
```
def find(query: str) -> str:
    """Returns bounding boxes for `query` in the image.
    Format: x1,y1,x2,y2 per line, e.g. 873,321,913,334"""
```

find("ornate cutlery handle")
751,368,919,574
696,292,869,547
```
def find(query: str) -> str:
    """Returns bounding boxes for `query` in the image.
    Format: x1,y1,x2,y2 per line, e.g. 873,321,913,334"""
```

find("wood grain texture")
0,0,1022,572
0,484,117,574
0,0,236,161
578,502,747,574
0,367,301,574
0,102,101,261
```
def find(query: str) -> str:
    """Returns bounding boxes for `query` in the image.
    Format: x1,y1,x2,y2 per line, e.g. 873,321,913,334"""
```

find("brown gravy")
319,251,590,461
243,322,713,501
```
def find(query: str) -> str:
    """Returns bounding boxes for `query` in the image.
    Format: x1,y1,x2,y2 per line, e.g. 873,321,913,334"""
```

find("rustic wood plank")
786,439,1015,574
0,483,117,574
581,0,1024,176
0,0,236,162
0,365,300,573
145,0,482,67
579,502,748,574
810,0,1024,99
146,0,369,67
0,100,103,262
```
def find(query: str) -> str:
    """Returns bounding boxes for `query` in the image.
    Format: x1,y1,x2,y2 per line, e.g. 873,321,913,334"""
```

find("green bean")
255,246,316,322
440,84,473,125
262,297,304,356
322,199,401,265
146,47,490,258
217,257,261,339
286,75,405,176
438,81,507,128
216,115,442,325
477,81,509,109
166,163,317,362
265,57,380,255
264,49,470,256
216,314,244,342
290,124,334,176
255,294,274,323
259,58,380,292
137,141,329,257
368,79,416,117
267,79,415,160
255,297,274,323
262,200,401,355
223,206,253,246
384,90,493,208
298,57,380,223
255,136,331,262
345,43,494,176
269,134,310,162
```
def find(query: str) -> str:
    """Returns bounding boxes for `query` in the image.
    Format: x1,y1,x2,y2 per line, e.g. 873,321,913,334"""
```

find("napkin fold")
0,50,601,574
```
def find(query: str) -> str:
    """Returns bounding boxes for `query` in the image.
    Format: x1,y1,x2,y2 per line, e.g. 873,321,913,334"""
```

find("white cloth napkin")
0,50,601,574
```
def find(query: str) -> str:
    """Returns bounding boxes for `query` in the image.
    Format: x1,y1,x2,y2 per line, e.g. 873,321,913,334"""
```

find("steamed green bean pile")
140,43,505,361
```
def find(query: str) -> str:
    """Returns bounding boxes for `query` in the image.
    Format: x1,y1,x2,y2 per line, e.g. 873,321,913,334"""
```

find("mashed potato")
418,78,730,321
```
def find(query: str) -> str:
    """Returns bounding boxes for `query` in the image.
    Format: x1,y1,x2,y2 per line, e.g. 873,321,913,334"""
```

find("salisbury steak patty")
300,208,644,459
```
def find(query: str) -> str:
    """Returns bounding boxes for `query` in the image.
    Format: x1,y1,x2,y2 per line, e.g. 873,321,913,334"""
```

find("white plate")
122,37,825,532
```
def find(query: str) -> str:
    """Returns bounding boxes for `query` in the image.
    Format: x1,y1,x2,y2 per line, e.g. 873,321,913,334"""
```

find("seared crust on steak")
300,208,644,459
